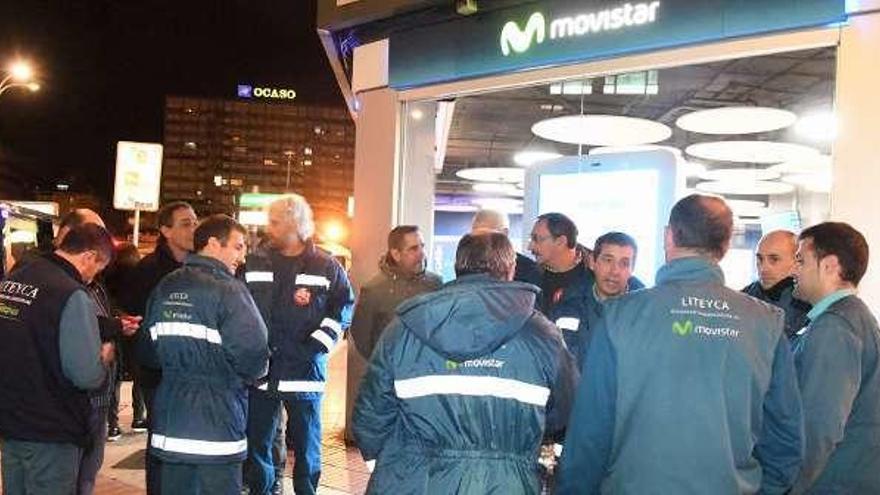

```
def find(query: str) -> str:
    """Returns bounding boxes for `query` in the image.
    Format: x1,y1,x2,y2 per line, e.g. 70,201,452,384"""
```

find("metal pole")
133,209,140,247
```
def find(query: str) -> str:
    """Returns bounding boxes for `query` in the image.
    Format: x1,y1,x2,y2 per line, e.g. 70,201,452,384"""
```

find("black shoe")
270,480,283,495
131,419,148,433
107,426,122,442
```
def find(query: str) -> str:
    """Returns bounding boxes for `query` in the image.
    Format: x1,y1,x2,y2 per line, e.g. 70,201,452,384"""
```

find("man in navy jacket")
243,194,353,495
139,215,269,494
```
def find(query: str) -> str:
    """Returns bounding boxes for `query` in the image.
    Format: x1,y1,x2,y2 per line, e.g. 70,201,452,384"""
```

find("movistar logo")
501,12,546,56
500,2,661,57
672,319,693,336
445,360,460,370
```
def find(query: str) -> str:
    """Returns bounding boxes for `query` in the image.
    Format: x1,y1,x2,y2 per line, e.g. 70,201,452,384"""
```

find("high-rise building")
161,95,354,224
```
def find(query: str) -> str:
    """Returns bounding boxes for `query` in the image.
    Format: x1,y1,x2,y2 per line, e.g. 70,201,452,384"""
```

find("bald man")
742,230,811,338
471,209,540,285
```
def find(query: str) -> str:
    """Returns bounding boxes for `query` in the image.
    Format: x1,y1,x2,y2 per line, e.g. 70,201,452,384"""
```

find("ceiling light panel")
685,141,819,164
676,107,797,135
695,180,795,195
699,168,781,182
513,150,563,167
532,115,672,146
456,167,525,183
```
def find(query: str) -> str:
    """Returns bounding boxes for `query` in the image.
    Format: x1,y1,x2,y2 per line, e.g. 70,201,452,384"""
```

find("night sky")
0,0,342,201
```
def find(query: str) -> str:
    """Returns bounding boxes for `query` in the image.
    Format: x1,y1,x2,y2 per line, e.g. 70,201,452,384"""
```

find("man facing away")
0,224,115,495
243,194,354,495
556,194,804,494
353,232,578,494
789,222,880,493
742,230,811,338
138,214,269,495
471,208,541,285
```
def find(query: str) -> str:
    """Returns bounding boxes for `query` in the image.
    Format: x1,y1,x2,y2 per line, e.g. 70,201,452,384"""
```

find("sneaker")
107,426,122,442
131,419,148,433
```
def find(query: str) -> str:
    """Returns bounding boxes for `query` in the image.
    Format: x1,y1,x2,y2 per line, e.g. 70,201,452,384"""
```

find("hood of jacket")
395,274,539,361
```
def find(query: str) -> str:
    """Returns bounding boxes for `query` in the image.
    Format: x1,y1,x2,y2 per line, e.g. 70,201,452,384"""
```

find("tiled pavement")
1,340,370,495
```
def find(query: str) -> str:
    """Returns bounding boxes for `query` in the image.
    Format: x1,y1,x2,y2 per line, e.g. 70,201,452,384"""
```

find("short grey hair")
471,209,510,233
268,194,315,241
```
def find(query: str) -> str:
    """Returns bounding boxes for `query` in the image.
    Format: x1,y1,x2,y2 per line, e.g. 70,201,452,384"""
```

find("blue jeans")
246,390,321,495
0,439,82,495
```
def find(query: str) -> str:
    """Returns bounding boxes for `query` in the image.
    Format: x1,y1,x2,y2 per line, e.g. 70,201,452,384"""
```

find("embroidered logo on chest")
294,287,312,306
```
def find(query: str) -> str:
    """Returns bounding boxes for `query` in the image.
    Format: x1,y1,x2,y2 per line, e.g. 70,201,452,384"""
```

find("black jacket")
123,241,184,388
742,277,811,338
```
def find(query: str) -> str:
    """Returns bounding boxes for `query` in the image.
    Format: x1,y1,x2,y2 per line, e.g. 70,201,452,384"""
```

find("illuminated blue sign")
389,0,846,89
237,84,253,98
236,84,296,100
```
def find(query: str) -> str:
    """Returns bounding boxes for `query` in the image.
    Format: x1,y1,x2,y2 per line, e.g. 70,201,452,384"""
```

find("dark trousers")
160,461,241,495
246,391,322,495
107,381,121,429
1,439,82,495
77,405,109,495
143,384,162,495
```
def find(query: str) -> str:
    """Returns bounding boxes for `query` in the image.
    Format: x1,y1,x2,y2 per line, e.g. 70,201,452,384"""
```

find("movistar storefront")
317,0,880,307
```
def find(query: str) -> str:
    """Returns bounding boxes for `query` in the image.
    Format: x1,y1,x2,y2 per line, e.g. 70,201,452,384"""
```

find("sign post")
113,141,163,247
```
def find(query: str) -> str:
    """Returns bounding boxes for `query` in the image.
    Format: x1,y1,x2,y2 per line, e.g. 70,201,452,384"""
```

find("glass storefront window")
401,47,836,287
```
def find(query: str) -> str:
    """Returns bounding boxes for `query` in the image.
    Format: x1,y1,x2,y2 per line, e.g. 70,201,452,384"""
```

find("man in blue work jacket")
353,231,577,494
557,194,805,494
243,194,354,495
528,214,643,364
789,222,880,493
139,214,269,494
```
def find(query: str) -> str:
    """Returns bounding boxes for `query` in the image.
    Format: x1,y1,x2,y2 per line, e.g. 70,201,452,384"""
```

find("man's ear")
820,253,842,280
587,254,597,270
389,248,402,264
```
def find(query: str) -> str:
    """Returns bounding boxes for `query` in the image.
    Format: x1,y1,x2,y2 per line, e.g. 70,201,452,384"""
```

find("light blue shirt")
806,288,857,322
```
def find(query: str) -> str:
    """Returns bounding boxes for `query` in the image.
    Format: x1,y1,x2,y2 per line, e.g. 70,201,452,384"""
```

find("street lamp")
0,60,41,98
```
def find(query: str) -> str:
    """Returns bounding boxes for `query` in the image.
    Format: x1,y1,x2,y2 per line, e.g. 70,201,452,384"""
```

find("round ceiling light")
685,141,819,164
472,182,523,196
472,197,523,213
531,115,672,146
676,107,797,135
513,150,563,167
589,144,681,156
699,168,781,182
695,180,795,195
681,161,707,178
782,173,832,193
456,167,525,183
726,199,768,217
768,154,832,175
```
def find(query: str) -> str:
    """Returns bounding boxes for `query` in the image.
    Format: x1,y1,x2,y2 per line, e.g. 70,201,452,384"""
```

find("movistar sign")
500,2,661,56
389,0,845,89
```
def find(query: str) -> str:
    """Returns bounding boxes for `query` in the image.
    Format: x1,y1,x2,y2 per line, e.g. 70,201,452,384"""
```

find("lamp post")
283,150,295,190
0,60,40,99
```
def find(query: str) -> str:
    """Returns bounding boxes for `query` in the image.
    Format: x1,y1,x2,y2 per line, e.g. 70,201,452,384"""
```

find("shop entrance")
403,47,836,287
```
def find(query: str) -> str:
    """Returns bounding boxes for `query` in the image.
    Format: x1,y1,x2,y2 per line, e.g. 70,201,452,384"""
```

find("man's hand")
119,315,142,337
100,342,116,366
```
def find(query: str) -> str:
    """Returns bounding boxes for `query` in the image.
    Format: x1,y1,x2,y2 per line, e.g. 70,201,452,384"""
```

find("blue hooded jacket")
557,257,804,494
140,254,269,464
353,274,578,494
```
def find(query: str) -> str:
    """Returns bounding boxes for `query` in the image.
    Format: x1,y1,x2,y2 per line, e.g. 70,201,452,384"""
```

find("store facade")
318,0,880,307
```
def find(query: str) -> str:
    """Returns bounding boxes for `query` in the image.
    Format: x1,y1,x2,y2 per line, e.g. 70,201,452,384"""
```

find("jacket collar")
759,276,796,301
656,256,725,286
46,253,85,285
184,253,233,277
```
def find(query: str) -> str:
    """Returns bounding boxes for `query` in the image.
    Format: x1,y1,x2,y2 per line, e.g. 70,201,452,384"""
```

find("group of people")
0,191,878,495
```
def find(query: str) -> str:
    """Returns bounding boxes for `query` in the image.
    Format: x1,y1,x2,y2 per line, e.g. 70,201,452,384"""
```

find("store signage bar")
389,0,845,89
